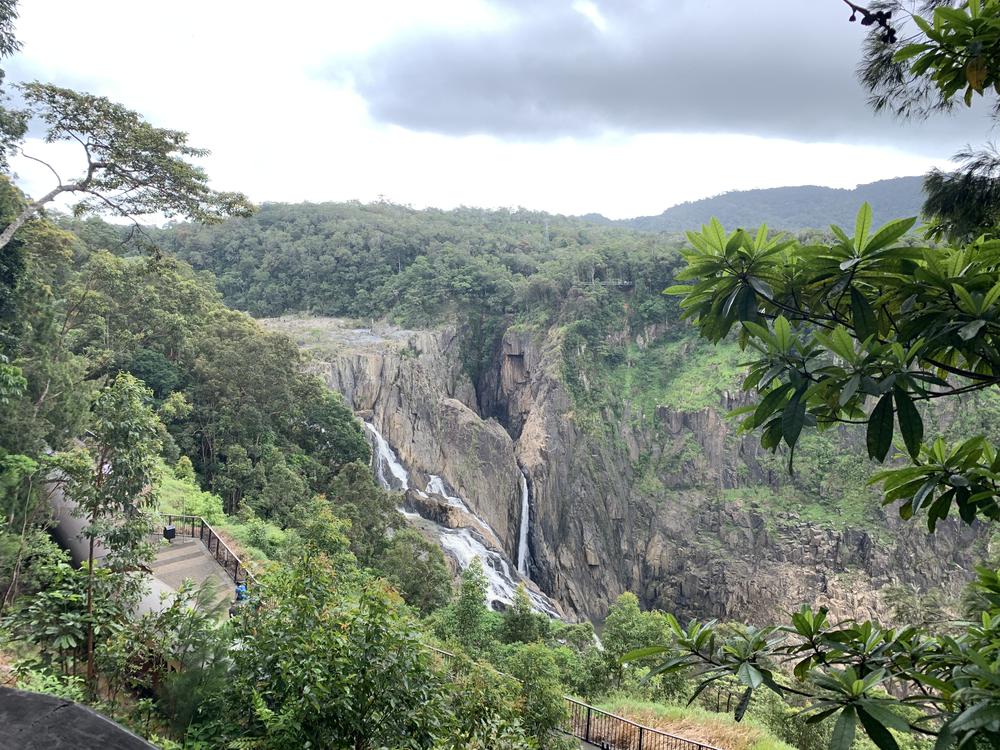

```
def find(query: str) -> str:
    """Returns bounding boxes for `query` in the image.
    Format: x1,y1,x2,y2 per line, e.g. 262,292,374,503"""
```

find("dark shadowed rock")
0,687,156,749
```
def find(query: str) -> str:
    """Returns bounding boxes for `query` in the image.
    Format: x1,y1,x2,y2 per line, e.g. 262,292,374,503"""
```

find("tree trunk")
0,476,35,615
0,185,67,252
85,517,96,689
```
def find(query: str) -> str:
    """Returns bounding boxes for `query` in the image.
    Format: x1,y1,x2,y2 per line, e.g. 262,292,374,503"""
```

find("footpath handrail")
564,696,722,750
157,514,256,587
426,646,722,750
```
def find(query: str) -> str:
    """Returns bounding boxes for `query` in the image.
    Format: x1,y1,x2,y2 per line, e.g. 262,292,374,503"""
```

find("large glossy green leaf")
859,703,910,733
752,384,793,428
850,287,878,341
734,687,753,722
893,43,932,62
855,203,873,253
894,388,923,460
839,374,861,407
958,319,986,340
773,316,793,353
705,218,727,252
781,392,807,449
832,707,857,750
864,217,917,254
867,394,895,462
736,661,764,689
857,708,901,750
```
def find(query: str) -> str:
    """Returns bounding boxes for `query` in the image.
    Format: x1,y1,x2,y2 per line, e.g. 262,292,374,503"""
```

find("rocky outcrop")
267,316,986,625
268,318,523,562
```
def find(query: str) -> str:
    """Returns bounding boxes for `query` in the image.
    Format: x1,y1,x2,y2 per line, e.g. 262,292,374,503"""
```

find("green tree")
858,0,1000,242
225,553,447,749
54,372,162,687
95,579,228,733
651,6,1000,748
500,583,549,644
443,655,533,750
212,444,255,514
601,592,666,687
327,461,397,567
451,558,491,652
287,495,357,572
0,450,39,611
173,455,195,483
7,559,126,678
670,206,999,529
0,1,26,171
0,83,252,251
377,527,451,615
245,447,311,527
503,642,569,749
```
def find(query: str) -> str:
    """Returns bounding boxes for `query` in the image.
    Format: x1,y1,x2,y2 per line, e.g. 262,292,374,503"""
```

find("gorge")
264,314,988,625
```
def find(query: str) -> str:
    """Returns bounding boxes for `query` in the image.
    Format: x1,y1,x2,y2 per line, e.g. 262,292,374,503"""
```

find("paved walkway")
138,537,235,614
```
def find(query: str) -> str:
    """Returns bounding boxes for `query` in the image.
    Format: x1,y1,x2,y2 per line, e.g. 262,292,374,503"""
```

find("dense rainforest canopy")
147,201,683,324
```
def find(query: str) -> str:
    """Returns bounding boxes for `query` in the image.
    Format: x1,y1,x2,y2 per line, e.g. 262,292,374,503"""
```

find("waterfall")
364,422,409,491
426,475,468,510
516,470,530,576
363,421,559,617
438,525,559,617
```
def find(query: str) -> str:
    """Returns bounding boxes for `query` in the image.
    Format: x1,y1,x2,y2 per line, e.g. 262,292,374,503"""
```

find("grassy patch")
595,698,797,750
562,332,746,437
607,338,745,418
157,463,285,564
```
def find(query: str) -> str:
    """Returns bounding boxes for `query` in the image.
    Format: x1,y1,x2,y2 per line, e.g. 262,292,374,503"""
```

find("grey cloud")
336,0,986,150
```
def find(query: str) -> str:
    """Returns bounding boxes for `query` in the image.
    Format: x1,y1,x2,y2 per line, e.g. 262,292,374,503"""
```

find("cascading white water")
364,421,558,616
438,525,559,617
426,475,468,510
516,470,530,576
364,422,409,491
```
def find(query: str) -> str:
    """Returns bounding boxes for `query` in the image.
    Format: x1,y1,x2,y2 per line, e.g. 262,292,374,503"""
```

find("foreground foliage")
671,207,999,530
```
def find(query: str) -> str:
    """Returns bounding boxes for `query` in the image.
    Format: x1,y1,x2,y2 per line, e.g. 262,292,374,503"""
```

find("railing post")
638,726,644,750
199,518,204,541
585,705,591,742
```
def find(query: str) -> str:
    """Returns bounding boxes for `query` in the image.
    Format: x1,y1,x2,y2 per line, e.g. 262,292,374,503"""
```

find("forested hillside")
604,176,924,233
149,202,683,321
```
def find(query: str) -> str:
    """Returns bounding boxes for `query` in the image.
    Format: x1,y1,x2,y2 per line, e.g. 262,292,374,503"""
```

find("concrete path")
141,537,235,614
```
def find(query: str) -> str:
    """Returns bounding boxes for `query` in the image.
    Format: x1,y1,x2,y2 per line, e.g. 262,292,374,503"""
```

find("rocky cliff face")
314,323,522,560
265,317,986,624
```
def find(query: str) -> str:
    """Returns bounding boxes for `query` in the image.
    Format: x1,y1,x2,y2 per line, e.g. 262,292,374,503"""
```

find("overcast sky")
4,0,992,219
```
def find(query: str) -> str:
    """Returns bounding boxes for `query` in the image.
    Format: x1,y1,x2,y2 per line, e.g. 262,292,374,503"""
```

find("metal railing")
159,514,256,586
425,645,718,750
563,698,722,750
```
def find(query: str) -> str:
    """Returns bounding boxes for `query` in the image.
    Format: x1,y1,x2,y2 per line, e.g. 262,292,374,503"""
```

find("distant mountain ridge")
591,176,926,233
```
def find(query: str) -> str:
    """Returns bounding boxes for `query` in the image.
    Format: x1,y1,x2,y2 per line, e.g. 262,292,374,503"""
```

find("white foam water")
364,421,557,616
426,475,468,510
516,470,530,576
364,422,410,491
438,525,559,617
